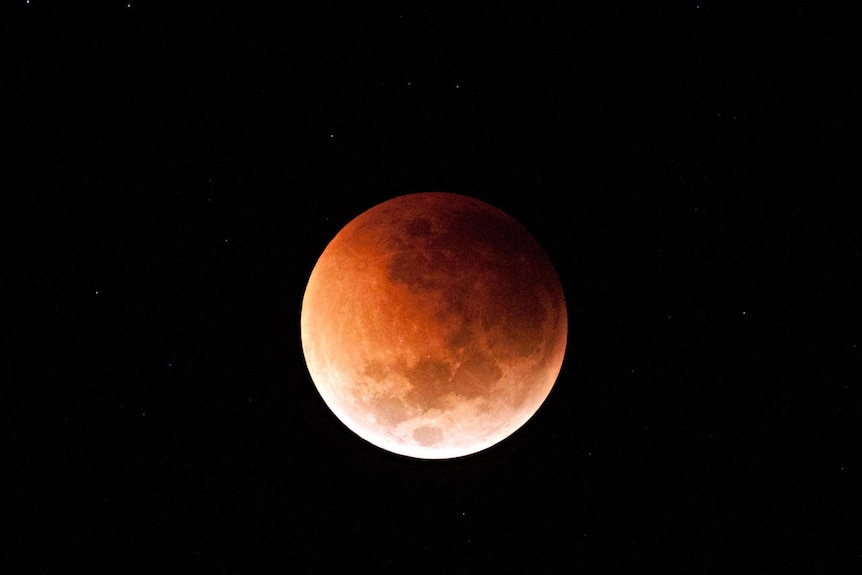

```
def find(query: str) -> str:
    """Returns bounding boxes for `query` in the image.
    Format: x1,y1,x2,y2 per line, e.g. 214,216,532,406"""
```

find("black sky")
4,2,859,572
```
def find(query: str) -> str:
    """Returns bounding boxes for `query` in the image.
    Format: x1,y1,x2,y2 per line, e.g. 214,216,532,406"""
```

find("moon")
300,192,567,459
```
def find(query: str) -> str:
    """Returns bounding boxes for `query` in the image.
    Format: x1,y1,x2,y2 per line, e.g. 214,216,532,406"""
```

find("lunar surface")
300,192,567,459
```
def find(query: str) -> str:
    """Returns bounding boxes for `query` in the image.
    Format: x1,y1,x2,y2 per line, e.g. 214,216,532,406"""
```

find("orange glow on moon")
300,193,567,459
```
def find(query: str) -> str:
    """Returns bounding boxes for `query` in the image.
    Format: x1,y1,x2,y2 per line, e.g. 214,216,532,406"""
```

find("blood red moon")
300,192,567,459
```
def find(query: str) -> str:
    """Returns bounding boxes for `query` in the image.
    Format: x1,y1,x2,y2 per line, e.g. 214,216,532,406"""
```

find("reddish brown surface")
301,193,567,458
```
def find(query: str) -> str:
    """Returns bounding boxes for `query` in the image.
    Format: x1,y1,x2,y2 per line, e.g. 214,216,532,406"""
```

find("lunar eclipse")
301,193,567,459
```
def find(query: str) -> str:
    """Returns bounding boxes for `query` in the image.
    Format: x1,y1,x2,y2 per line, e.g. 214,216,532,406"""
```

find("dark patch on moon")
367,394,410,426
358,361,410,425
404,358,452,407
413,425,443,446
362,360,389,381
404,217,432,237
451,353,503,396
405,358,452,386
386,250,438,293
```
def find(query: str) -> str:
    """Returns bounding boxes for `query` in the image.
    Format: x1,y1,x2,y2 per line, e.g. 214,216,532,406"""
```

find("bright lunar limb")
300,192,567,459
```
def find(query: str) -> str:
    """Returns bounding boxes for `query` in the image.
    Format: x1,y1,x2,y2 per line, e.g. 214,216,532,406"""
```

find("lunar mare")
300,192,567,459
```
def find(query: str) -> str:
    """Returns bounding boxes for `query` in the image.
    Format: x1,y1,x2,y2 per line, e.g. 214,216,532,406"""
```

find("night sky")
4,2,858,572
